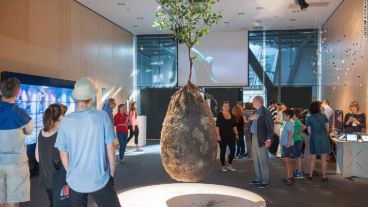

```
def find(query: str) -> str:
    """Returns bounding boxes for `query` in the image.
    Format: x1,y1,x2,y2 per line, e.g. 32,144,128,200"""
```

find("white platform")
118,183,266,207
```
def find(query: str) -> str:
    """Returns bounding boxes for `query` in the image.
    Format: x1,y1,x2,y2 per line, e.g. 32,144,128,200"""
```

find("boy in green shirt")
292,109,306,178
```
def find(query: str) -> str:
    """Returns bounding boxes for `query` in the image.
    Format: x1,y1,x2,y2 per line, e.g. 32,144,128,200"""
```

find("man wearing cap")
55,77,121,207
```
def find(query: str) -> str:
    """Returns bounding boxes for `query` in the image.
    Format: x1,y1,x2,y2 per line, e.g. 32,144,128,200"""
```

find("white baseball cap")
72,77,98,100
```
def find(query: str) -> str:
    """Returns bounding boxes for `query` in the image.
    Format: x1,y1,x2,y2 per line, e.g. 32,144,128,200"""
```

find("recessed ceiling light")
137,17,144,20
290,18,296,21
238,12,245,15
256,20,263,23
117,2,125,6
255,7,264,10
223,21,230,24
252,26,263,30
133,25,138,28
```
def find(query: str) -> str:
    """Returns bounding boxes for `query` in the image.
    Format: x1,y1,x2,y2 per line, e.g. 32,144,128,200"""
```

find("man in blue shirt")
102,98,116,124
55,77,121,207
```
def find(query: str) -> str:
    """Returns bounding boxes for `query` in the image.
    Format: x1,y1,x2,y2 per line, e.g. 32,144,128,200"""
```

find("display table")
332,138,368,178
127,115,146,147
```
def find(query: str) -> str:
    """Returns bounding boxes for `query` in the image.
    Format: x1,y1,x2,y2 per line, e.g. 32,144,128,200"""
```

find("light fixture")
256,20,263,23
137,17,144,20
133,25,138,28
290,18,296,21
255,7,264,10
223,21,230,24
237,12,245,15
296,0,309,11
117,2,125,6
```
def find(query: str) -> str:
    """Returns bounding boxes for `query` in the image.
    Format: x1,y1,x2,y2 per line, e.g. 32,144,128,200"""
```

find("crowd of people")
0,75,367,206
215,96,366,188
0,77,144,207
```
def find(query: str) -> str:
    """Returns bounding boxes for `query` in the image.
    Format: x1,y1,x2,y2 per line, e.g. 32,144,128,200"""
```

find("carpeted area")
22,144,368,207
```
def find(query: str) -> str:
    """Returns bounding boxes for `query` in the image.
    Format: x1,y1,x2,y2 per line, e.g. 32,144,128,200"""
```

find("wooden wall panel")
321,0,368,125
0,0,134,109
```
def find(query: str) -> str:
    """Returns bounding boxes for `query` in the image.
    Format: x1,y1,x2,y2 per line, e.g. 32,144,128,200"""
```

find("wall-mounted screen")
178,31,248,87
16,84,76,144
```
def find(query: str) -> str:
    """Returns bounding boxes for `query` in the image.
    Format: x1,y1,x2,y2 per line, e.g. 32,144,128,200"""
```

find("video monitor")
16,84,76,144
334,110,344,133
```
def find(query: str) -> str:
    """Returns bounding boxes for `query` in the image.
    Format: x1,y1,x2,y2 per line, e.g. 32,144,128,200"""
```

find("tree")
154,0,222,182
154,0,222,83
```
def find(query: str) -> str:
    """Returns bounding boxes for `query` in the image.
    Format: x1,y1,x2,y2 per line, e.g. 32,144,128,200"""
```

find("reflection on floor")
22,144,368,207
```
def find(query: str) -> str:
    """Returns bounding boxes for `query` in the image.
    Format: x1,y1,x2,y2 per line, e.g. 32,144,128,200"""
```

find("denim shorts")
283,146,294,158
293,140,303,158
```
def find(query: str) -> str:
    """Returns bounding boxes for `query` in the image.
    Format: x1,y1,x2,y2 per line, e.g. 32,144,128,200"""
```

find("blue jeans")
116,132,128,160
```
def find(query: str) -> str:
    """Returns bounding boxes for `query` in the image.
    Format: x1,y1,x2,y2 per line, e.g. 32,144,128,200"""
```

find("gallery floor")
22,142,368,207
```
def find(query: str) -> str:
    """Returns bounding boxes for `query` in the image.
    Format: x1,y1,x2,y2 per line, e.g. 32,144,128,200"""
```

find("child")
281,110,294,185
292,109,307,179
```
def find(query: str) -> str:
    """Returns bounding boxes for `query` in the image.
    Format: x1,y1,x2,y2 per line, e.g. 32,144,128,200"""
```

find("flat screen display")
178,31,248,87
16,84,76,144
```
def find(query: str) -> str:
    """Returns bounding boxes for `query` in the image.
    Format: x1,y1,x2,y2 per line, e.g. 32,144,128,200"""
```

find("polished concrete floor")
22,143,368,207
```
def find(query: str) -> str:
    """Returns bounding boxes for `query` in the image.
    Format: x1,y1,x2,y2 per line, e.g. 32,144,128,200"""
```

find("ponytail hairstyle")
43,103,68,132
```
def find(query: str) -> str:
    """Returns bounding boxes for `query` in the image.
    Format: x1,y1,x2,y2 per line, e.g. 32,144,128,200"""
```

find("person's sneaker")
227,164,236,171
257,184,270,189
221,166,228,172
295,172,304,179
119,159,124,164
249,180,261,185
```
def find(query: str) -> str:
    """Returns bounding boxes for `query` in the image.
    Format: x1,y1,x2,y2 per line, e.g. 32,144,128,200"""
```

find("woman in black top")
344,101,366,133
35,104,70,207
216,101,239,172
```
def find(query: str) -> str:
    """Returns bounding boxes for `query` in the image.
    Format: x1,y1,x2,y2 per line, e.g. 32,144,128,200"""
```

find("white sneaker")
221,166,228,172
227,164,236,171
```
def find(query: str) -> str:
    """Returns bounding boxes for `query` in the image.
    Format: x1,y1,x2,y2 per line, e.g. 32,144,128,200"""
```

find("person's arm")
59,151,69,170
265,109,274,148
23,121,34,135
35,141,39,162
344,114,352,127
106,144,116,177
287,130,293,148
308,126,312,135
216,127,221,141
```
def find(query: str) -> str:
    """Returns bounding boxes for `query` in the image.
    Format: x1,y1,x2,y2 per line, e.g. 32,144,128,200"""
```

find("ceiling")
75,0,344,35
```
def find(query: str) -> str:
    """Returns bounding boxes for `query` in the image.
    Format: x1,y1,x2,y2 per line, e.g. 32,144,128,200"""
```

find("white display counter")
127,115,146,147
332,138,368,178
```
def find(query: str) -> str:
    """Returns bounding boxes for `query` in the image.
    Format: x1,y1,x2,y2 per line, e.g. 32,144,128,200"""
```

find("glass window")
137,35,178,88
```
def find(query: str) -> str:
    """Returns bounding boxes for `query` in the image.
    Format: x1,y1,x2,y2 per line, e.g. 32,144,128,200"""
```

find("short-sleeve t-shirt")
306,113,329,136
55,109,115,193
293,119,302,141
281,121,294,146
216,112,236,142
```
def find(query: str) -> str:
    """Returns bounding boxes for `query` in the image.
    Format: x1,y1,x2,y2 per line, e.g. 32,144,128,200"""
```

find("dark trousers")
127,125,139,144
70,177,121,207
236,132,245,156
219,141,236,165
46,188,53,207
116,132,128,160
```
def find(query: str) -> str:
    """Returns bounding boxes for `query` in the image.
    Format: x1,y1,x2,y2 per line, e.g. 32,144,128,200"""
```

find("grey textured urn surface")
160,83,217,182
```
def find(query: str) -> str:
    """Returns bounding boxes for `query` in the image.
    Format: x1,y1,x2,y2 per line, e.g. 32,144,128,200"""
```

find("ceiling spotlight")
117,2,125,6
290,18,296,21
256,20,263,23
137,17,144,20
237,12,245,15
133,25,138,28
255,7,264,10
296,0,309,11
223,21,230,24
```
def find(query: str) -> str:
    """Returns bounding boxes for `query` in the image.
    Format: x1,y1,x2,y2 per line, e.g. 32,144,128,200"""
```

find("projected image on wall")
178,31,249,87
16,84,76,145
